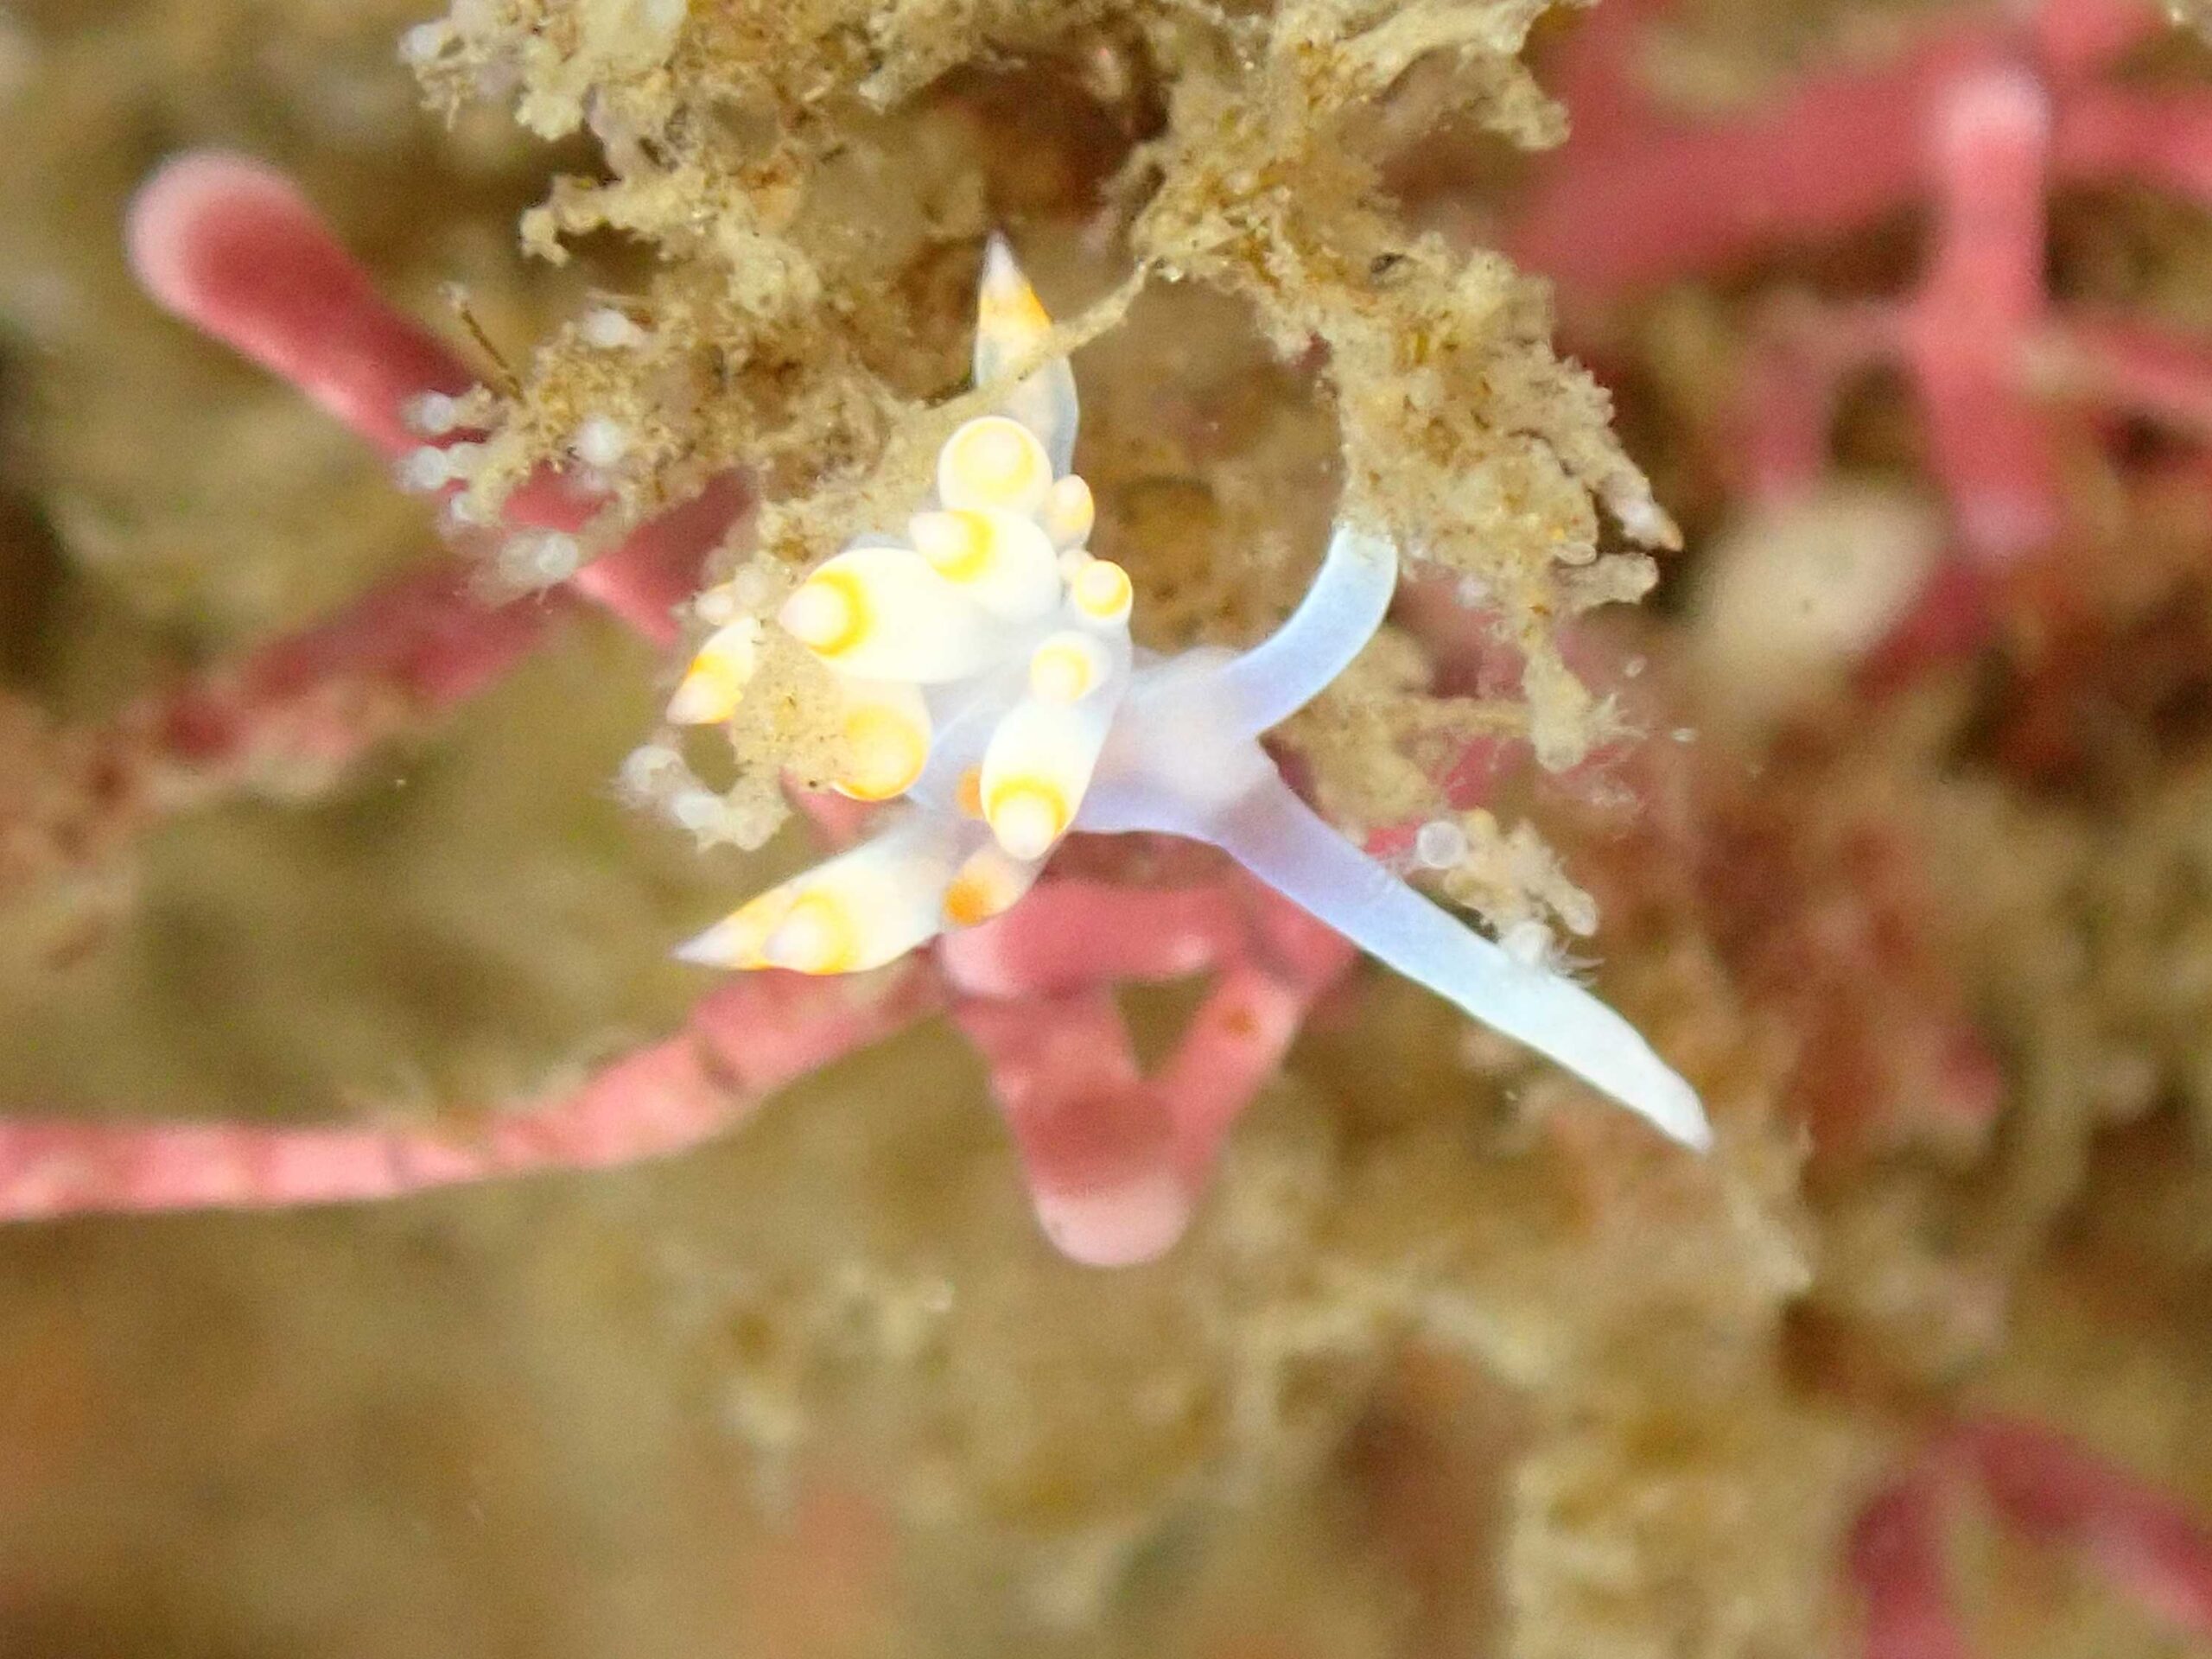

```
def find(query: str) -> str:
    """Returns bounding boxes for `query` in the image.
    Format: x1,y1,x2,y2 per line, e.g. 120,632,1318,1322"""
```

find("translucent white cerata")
668,238,1710,1151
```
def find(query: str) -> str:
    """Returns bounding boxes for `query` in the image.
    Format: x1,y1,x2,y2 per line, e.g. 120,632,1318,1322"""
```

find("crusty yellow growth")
1124,3,1675,773
410,0,1677,860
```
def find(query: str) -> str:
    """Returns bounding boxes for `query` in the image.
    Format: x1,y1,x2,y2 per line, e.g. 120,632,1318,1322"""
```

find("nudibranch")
667,238,1711,1152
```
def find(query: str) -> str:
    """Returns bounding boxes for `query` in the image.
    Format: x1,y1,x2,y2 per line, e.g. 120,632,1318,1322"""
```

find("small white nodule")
572,416,629,469
671,789,726,835
509,530,581,584
621,744,682,798
398,22,448,65
1414,817,1469,871
1500,919,1555,969
394,447,449,493
582,308,645,350
404,391,461,436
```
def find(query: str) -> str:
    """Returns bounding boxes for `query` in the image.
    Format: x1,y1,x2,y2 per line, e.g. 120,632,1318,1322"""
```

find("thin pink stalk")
0,153,1364,1267
1159,893,1351,1182
1851,1417,2212,1657
1541,0,1678,154
0,967,940,1221
127,150,733,650
953,990,1181,1265
937,881,1253,999
3,822,1351,1265
143,558,570,788
1850,1471,1975,1659
1906,64,2064,561
1554,0,2212,664
2039,316,2212,434
1514,30,1989,296
1517,0,2195,302
127,152,471,456
2029,0,2169,80
1735,302,1901,501
48,149,747,836
1952,1417,2212,1637
947,873,1353,1265
2055,86,2212,206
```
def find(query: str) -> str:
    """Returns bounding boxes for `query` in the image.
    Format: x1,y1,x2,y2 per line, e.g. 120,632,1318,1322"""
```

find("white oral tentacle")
1189,772,1712,1150
1211,519,1399,739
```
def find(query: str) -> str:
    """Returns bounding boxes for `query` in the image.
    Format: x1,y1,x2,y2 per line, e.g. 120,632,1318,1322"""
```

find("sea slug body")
671,239,1710,1152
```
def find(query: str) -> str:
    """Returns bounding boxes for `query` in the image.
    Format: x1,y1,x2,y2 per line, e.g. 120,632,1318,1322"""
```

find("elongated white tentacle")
1211,521,1399,739
1195,773,1711,1148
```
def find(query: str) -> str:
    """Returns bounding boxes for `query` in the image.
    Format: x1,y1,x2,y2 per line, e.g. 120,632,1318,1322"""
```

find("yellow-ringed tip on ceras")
1028,632,1110,703
832,682,932,802
1039,475,1095,550
909,507,1061,618
938,416,1053,517
664,616,761,726
942,842,1039,928
663,234,1713,1156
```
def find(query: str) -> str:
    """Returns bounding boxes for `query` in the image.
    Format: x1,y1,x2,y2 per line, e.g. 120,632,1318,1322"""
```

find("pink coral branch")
1513,29,1988,296
127,149,733,650
952,989,1179,1264
1733,302,1900,500
946,871,1353,1264
1906,63,2066,560
3,151,1367,1267
1850,1471,1975,1659
2030,0,2170,79
2037,315,2212,434
1160,893,1351,1182
937,880,1253,998
79,149,748,817
1851,1418,2212,1657
1550,0,2212,657
1952,1417,2212,1637
4,793,1349,1265
2054,86,2212,204
0,968,942,1221
143,558,571,788
1518,2,2184,301
1540,0,1677,153
128,151,472,457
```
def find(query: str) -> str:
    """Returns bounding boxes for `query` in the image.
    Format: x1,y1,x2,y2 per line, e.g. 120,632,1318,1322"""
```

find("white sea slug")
667,238,1711,1152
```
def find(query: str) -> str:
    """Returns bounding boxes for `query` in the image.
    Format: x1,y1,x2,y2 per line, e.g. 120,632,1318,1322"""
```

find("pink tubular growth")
0,969,941,1221
1515,0,2168,298
1518,0,2212,652
124,151,729,647
948,880,1351,1263
1850,1470,1974,1659
1853,1417,2212,1656
0,151,1368,1264
0,154,747,893
127,153,475,459
1953,1417,2212,1634
0,861,1350,1263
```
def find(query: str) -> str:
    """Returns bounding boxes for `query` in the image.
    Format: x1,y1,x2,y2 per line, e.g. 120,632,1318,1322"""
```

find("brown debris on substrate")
414,0,1673,856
